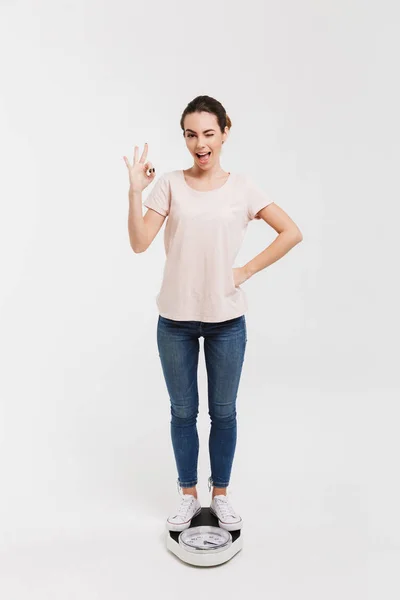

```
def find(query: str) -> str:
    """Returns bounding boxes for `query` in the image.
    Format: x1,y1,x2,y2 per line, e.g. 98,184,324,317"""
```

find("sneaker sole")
209,505,243,531
166,505,202,532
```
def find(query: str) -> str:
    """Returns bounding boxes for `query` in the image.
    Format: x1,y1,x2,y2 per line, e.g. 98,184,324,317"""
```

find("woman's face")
183,111,228,169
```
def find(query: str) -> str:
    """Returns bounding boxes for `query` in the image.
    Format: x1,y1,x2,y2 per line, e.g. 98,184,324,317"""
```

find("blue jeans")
156,314,247,489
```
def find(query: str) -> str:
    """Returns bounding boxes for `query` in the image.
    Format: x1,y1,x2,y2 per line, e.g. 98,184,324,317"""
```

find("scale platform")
166,507,243,567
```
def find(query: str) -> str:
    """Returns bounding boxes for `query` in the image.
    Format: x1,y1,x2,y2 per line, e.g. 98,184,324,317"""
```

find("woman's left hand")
233,266,251,288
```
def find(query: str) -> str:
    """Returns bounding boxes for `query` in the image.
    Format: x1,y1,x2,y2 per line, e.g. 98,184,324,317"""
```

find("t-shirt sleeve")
142,174,170,217
246,177,274,221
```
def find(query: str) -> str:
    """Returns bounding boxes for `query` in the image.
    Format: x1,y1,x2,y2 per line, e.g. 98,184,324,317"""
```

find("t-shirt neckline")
180,169,233,193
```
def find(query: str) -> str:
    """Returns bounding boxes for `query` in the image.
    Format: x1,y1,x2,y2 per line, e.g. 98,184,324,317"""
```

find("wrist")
129,187,142,197
243,264,255,280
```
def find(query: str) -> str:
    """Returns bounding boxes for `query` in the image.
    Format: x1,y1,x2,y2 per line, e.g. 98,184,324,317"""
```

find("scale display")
179,525,232,553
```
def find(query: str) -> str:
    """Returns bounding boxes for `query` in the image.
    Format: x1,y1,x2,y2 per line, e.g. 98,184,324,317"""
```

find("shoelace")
213,495,237,519
172,495,195,521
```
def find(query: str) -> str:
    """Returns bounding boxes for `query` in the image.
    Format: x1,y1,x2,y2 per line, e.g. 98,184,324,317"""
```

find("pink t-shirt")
142,169,274,322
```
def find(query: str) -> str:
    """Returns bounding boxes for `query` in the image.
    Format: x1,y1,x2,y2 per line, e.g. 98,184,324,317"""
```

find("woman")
124,95,303,533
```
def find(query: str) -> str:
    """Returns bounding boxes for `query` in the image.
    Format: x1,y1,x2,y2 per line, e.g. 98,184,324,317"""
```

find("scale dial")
178,526,232,554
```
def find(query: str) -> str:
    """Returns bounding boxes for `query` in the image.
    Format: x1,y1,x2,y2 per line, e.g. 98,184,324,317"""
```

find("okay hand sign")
123,143,156,193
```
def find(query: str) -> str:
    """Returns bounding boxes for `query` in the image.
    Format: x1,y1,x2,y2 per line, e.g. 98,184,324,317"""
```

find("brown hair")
180,95,232,136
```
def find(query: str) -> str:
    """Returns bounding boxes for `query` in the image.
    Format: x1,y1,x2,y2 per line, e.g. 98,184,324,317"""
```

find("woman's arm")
244,202,303,279
128,189,148,253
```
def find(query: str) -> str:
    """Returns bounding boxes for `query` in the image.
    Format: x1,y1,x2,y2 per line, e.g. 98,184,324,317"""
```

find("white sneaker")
166,490,202,532
210,494,243,531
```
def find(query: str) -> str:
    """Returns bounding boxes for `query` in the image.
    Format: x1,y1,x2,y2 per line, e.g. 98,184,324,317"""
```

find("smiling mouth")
196,152,212,163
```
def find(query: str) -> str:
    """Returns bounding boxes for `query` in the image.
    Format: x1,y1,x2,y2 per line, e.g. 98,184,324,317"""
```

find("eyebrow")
185,128,216,133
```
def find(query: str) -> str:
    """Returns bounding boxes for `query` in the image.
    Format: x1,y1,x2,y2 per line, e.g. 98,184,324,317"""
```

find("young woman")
124,95,303,533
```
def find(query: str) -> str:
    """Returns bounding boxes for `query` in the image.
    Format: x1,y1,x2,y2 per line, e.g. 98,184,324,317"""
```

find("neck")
189,164,228,180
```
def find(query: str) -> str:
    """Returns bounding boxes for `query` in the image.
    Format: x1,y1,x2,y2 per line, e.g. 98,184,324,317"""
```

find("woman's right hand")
123,143,156,193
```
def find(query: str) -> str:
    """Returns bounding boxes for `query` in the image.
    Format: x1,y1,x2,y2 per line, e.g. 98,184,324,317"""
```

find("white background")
0,0,399,597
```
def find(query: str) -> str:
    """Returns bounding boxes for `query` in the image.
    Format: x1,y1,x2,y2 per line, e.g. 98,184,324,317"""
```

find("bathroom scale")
166,506,243,566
